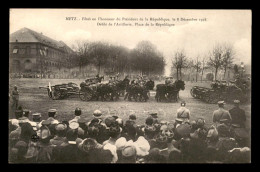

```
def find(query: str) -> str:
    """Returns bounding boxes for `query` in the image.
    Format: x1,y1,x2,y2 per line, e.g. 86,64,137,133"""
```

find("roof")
10,27,73,52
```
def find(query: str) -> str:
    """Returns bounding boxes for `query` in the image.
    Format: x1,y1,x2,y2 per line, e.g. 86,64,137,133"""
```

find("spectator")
215,124,239,162
55,129,81,163
45,109,59,124
212,101,232,125
146,148,166,163
69,107,82,124
229,100,246,128
50,123,67,146
36,126,54,163
118,141,137,163
176,101,190,123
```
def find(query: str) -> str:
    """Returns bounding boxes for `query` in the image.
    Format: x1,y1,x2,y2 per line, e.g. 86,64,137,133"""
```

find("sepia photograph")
8,9,251,163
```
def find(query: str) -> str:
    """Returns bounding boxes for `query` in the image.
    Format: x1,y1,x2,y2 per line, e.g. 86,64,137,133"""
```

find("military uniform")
213,108,232,124
176,107,190,122
12,87,19,110
229,101,246,128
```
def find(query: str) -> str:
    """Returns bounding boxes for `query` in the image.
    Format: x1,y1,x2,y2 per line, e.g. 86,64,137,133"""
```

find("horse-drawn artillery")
190,79,249,104
39,82,80,100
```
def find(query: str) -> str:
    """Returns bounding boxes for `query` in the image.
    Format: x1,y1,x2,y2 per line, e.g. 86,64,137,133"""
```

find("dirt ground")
8,78,251,130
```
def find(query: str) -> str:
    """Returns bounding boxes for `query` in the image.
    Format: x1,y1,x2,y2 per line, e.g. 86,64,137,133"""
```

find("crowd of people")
9,100,250,163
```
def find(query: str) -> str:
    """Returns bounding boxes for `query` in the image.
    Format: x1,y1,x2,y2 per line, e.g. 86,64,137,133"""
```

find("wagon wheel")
51,89,61,100
190,89,195,98
79,89,93,101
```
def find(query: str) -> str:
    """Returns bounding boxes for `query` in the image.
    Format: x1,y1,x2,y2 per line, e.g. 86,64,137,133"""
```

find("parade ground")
9,78,251,129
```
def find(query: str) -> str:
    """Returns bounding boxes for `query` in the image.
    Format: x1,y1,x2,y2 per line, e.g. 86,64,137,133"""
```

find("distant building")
9,27,75,74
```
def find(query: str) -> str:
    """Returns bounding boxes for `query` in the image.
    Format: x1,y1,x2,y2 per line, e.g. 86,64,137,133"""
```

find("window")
13,46,18,54
26,46,31,54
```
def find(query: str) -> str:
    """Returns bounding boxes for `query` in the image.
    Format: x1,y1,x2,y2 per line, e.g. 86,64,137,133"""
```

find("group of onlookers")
9,99,250,163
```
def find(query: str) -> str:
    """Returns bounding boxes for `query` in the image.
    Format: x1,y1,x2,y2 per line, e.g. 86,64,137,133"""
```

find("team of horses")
80,78,185,102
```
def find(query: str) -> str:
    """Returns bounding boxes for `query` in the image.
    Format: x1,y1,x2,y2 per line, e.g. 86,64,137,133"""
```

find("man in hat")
11,85,19,110
229,100,246,128
213,101,232,125
176,101,190,123
50,123,67,146
46,109,59,124
69,107,82,124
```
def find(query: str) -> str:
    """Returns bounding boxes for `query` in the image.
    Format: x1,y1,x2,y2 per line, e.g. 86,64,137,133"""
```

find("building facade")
9,28,75,76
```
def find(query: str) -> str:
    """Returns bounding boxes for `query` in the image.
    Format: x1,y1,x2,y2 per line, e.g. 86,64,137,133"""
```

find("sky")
10,9,251,75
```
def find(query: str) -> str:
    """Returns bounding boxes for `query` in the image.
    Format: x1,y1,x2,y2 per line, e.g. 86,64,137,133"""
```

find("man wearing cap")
46,109,59,124
229,100,246,128
11,85,19,110
50,123,67,146
176,101,190,123
213,101,232,125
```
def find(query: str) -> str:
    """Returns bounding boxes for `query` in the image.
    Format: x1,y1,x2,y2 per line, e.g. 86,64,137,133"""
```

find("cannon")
39,82,80,100
190,83,248,104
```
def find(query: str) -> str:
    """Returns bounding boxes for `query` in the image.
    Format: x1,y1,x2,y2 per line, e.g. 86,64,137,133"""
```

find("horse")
155,80,185,102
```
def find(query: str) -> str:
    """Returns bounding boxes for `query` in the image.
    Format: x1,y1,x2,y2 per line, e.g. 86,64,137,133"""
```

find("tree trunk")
223,67,227,79
215,67,218,81
196,68,198,82
201,69,204,82
98,62,101,74
176,68,179,80
180,68,182,80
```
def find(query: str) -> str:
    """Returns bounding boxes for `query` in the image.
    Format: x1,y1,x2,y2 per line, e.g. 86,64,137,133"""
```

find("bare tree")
222,44,235,80
193,55,201,82
207,44,224,81
200,55,208,82
172,49,189,80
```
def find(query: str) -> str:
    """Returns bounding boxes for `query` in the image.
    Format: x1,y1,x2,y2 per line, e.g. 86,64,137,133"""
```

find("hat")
32,113,41,118
145,117,154,125
93,110,102,118
150,113,158,118
234,100,240,104
55,123,66,131
175,123,192,137
160,124,168,131
48,109,57,113
115,137,127,150
78,118,87,124
134,136,150,156
217,101,225,105
122,145,136,157
196,118,205,127
105,116,116,128
129,114,137,120
69,121,79,130
180,101,186,106
75,108,82,116
82,138,98,152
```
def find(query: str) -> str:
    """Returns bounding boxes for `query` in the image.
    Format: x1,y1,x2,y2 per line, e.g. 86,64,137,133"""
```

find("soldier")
229,100,246,128
176,101,190,123
212,101,232,126
11,85,19,110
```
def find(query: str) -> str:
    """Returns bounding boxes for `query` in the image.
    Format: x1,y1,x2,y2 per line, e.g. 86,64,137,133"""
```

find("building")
9,27,75,76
